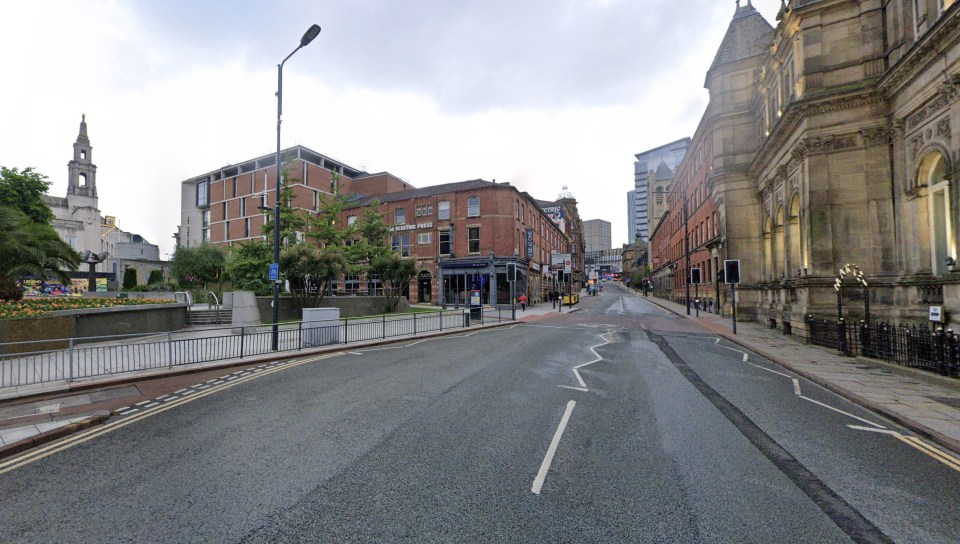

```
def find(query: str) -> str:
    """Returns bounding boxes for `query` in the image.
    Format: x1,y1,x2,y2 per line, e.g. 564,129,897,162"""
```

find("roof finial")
736,0,740,6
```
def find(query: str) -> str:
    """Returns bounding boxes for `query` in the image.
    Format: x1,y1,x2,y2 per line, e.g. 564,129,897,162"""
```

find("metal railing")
0,307,513,389
802,316,960,378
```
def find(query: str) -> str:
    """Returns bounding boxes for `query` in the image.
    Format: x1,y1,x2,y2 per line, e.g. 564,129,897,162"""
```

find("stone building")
651,0,960,329
44,116,168,288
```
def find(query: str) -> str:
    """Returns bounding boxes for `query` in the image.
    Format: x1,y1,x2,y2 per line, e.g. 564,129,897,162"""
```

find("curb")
628,286,960,456
0,410,111,460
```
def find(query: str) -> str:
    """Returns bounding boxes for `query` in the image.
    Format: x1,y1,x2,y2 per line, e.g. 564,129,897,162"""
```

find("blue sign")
269,263,279,281
526,229,534,260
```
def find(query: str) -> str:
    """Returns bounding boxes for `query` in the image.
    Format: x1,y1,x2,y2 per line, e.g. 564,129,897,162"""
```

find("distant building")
44,116,168,289
583,219,611,253
538,186,586,288
630,138,690,241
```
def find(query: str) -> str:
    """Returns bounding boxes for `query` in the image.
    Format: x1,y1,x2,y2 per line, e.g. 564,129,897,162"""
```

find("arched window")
918,151,954,274
763,214,773,280
788,195,802,277
774,205,785,279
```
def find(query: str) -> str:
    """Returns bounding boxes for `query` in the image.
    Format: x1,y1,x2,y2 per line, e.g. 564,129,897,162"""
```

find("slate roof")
708,1,774,74
343,179,498,209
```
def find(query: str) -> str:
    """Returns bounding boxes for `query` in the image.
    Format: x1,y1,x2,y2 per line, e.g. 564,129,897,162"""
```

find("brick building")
342,179,570,306
178,145,411,249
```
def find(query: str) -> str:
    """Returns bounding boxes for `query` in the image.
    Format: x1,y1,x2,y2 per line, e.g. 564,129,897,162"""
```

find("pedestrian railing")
802,316,960,378
0,307,513,389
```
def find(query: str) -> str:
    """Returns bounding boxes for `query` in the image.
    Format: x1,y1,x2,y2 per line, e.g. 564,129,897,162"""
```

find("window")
197,180,209,207
416,204,433,217
232,177,238,198
467,196,480,217
223,202,228,220
202,210,210,228
244,218,250,238
225,220,230,240
521,205,525,224
240,197,247,217
394,208,406,225
438,200,450,220
439,229,452,255
80,150,87,160
418,232,432,245
347,215,357,226
468,226,480,253
313,190,320,211
940,0,956,15
66,237,77,248
391,233,411,257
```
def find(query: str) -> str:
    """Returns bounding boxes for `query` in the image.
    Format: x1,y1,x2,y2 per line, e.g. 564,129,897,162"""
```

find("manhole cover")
931,396,960,409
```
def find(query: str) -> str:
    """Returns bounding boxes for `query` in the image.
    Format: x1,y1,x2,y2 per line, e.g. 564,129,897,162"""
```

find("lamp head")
300,24,321,47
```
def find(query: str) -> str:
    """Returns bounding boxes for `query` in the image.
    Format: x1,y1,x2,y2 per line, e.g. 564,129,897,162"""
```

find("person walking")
519,294,527,311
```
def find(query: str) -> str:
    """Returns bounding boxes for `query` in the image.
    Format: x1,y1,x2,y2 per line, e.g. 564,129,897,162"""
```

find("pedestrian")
519,294,527,311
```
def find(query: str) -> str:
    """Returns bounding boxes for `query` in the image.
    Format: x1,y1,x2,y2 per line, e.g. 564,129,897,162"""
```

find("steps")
188,309,229,326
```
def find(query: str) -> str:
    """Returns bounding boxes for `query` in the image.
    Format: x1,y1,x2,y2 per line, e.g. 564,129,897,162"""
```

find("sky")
0,0,782,259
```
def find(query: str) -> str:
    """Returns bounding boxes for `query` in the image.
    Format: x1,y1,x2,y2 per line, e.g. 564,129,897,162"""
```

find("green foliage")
0,206,79,284
0,275,23,301
306,189,355,248
148,270,164,284
279,243,346,310
345,203,392,276
260,165,310,248
171,244,226,288
0,166,55,224
122,268,138,289
370,254,417,312
225,240,273,296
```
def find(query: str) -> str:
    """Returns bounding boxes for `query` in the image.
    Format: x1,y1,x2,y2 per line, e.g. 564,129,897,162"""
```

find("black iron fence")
803,316,960,377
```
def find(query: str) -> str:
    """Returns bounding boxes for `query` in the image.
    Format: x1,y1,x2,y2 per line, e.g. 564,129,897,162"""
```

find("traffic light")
689,267,702,285
507,262,517,282
724,260,741,285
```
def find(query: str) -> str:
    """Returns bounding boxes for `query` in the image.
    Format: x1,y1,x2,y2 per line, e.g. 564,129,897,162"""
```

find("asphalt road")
1,288,959,542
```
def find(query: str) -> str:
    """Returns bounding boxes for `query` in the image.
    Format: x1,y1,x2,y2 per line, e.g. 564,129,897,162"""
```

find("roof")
654,161,675,181
343,179,499,209
707,1,773,75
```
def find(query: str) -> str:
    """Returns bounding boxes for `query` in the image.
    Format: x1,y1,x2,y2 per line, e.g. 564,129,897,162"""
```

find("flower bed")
0,297,175,319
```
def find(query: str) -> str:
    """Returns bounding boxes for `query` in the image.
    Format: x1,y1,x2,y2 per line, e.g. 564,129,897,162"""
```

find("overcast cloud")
0,0,781,258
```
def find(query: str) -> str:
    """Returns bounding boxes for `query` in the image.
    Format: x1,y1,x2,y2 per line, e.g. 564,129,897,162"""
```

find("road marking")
0,353,342,475
557,385,589,392
900,436,960,472
118,409,138,416
564,331,618,391
134,401,150,406
711,338,888,429
848,426,960,472
532,400,576,495
144,402,159,409
801,395,885,428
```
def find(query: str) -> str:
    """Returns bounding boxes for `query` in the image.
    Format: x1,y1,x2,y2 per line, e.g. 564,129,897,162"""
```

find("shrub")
122,268,138,289
148,270,164,284
0,275,23,301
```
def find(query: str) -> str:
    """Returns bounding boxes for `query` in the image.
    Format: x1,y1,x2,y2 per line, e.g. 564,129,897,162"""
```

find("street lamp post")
272,24,321,351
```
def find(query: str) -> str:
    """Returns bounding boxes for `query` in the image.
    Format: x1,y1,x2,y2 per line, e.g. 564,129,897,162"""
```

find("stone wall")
254,296,411,322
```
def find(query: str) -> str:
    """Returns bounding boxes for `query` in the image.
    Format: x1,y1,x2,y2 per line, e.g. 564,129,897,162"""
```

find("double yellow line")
898,435,960,472
0,353,341,475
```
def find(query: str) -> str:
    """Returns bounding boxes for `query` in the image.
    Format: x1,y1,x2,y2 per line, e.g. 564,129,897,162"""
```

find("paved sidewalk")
618,284,960,454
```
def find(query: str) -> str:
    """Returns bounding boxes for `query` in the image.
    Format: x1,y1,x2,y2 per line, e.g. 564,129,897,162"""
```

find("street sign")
930,306,944,322
724,260,741,285
690,267,702,285
269,263,279,281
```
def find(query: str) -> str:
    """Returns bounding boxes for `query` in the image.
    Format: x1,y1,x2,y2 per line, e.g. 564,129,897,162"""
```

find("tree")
0,166,55,224
279,243,346,310
370,254,417,312
306,188,355,249
0,206,79,286
171,244,226,290
148,270,164,284
0,168,79,288
122,268,138,289
345,203,392,276
260,164,309,248
225,240,273,296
